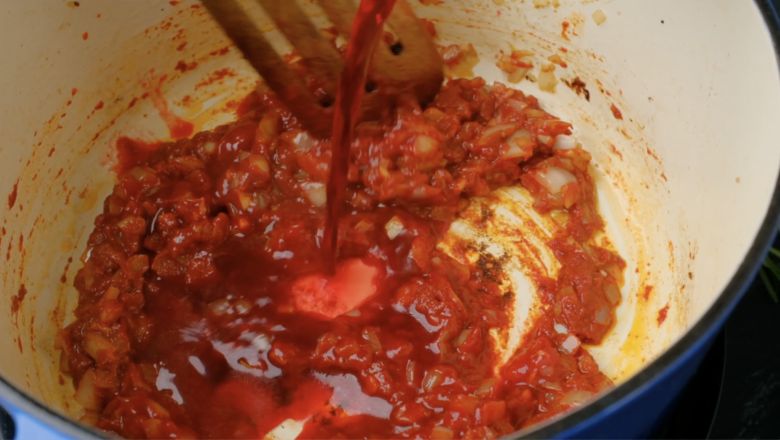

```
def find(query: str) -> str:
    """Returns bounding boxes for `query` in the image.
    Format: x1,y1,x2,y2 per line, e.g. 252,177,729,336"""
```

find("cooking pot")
1,0,780,438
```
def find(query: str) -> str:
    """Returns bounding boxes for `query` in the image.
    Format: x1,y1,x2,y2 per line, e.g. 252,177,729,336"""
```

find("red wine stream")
323,0,397,274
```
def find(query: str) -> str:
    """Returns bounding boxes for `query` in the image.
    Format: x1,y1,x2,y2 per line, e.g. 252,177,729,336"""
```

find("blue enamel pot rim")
1,1,780,438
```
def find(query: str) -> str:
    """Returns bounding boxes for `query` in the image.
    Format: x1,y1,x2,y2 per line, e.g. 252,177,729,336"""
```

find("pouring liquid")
323,0,397,274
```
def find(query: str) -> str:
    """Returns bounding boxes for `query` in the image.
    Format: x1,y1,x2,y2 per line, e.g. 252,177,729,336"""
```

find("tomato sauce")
57,24,625,440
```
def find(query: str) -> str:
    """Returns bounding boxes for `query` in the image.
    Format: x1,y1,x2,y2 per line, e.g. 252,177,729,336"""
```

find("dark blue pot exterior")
558,331,718,439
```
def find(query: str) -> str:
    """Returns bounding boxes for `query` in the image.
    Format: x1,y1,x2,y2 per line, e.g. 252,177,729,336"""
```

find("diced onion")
209,298,232,316
595,305,611,324
83,332,114,360
475,378,499,397
422,369,444,391
74,370,101,410
385,216,405,240
537,134,553,146
415,136,438,155
536,167,577,194
604,283,621,306
538,63,558,93
553,323,568,334
554,135,577,150
561,390,594,407
507,99,528,112
540,380,562,391
344,309,361,317
293,131,315,152
508,67,530,84
503,129,534,160
593,9,607,25
478,124,516,145
560,334,580,354
302,182,326,207
363,329,383,353
431,426,455,440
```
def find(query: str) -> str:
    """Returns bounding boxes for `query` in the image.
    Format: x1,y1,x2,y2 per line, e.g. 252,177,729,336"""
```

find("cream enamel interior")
1,0,779,435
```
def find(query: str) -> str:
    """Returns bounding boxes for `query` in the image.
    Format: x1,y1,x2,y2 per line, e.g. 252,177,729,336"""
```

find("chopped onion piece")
74,370,101,410
537,134,553,146
507,99,528,113
604,282,621,305
561,390,594,407
385,216,405,240
508,67,530,84
593,9,607,25
536,167,577,194
478,124,516,145
595,305,611,324
422,369,444,391
553,323,568,334
432,426,455,440
538,63,558,93
554,134,577,150
540,380,562,391
362,329,383,353
302,182,326,207
293,131,315,152
415,135,438,155
560,334,581,354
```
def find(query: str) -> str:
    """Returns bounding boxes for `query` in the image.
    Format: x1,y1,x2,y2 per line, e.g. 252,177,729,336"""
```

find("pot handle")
0,403,73,440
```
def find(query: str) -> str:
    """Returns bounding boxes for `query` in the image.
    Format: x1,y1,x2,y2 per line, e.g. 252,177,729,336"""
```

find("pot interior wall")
0,0,778,433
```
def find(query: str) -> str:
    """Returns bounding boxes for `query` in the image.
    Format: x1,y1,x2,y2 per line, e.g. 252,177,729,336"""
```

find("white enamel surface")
0,0,778,436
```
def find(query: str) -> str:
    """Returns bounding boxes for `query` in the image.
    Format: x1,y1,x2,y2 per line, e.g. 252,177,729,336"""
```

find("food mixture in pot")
57,58,625,438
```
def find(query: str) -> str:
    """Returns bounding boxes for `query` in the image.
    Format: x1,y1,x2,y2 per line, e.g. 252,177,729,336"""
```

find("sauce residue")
143,75,194,140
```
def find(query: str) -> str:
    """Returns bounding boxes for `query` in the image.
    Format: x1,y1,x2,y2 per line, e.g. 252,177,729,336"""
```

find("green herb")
761,246,780,303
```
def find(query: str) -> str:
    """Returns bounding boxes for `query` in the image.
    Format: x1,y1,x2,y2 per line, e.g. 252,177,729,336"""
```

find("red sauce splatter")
419,0,443,4
660,173,668,182
142,77,194,140
561,21,571,40
127,97,139,109
97,13,101,18
610,103,623,120
194,68,237,89
175,60,199,73
7,180,18,209
176,42,188,51
209,46,230,57
94,101,104,111
559,47,569,53
12,284,27,315
657,305,670,326
190,4,200,8
610,144,623,160
169,0,181,5
61,257,73,284
18,235,23,252
56,168,64,179
82,32,89,41
643,285,654,301
71,88,78,96
17,339,22,354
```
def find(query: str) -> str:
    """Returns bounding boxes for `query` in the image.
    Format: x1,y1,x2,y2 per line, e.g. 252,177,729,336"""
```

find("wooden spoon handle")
201,0,332,137
254,0,344,99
